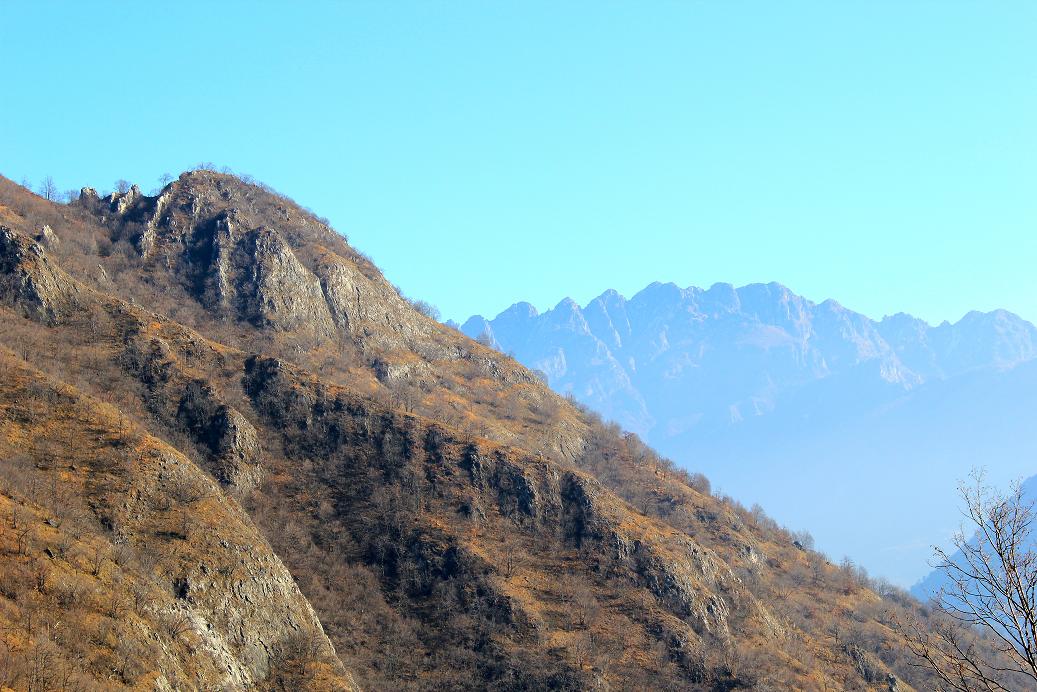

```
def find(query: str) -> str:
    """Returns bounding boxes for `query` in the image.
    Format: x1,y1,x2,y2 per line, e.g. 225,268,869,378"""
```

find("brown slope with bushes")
0,170,1026,691
0,348,356,690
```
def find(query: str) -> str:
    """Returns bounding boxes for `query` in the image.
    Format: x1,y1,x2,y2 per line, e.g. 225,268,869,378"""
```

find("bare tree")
899,472,1037,691
115,179,131,194
38,176,57,201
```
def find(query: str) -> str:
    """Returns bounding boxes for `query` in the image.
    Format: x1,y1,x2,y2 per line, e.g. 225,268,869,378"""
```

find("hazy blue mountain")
462,282,1037,585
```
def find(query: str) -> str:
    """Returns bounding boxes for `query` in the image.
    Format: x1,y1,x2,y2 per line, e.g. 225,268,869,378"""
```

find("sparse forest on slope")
0,170,1026,690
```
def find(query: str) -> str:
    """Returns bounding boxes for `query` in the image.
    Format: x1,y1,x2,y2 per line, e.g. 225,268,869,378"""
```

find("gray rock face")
234,227,336,339
35,224,59,247
843,642,887,683
115,444,351,689
176,381,263,491
0,226,81,324
86,171,454,352
213,407,262,488
105,184,142,215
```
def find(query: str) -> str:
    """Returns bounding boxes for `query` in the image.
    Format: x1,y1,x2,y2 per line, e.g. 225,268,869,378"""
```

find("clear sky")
2,2,1035,325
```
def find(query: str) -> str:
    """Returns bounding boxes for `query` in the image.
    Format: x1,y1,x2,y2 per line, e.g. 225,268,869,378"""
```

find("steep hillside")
0,170,1025,690
0,349,355,690
462,286,1037,583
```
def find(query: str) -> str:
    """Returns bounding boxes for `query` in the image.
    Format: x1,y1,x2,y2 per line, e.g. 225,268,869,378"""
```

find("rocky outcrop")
187,211,236,308
234,227,336,339
176,381,263,491
314,250,441,351
105,184,142,214
126,448,336,688
558,470,737,635
118,331,263,491
35,224,59,247
76,174,478,347
0,226,81,324
843,641,888,684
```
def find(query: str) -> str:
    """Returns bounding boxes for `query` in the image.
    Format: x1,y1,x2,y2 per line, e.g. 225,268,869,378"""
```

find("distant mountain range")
462,282,1037,585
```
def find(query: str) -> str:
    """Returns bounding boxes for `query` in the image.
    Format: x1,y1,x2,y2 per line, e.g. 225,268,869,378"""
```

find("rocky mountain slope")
0,170,1025,690
462,286,1037,584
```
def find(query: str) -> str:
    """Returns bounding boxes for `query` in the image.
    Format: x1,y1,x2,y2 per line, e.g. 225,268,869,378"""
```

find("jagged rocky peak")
62,171,529,394
545,296,592,333
460,314,496,343
736,282,813,327
463,279,1037,442
70,170,416,346
106,184,142,214
879,311,930,336
629,280,687,310
498,300,539,320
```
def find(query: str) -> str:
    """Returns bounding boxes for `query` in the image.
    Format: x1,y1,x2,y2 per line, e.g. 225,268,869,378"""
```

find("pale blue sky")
2,2,1035,325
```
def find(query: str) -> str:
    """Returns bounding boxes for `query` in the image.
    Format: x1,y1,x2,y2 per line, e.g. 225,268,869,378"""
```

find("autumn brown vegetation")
0,170,1028,690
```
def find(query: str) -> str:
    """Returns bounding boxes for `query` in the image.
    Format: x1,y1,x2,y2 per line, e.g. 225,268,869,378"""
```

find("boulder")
35,224,59,248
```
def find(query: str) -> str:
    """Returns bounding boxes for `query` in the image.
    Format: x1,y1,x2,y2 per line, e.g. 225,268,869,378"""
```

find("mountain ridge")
465,282,1036,387
0,169,1024,689
462,279,1037,438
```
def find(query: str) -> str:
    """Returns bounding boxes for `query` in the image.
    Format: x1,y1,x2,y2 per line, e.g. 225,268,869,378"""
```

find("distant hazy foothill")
463,282,1037,585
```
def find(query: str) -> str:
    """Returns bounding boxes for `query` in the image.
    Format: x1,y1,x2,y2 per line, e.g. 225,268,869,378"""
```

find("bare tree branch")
897,471,1037,691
